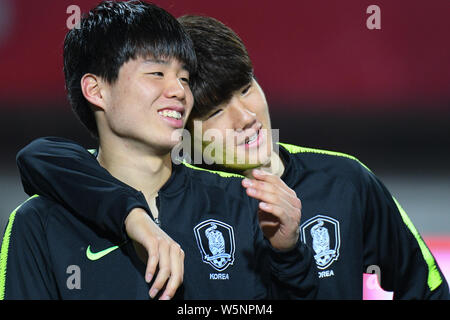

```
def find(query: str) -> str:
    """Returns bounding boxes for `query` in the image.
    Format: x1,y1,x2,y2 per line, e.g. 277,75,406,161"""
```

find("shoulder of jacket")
279,142,371,170
278,142,375,190
11,195,67,231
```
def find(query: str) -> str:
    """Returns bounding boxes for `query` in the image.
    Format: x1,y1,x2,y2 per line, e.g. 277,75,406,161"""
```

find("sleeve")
360,164,450,300
16,137,151,242
269,241,318,299
0,199,58,299
248,197,318,300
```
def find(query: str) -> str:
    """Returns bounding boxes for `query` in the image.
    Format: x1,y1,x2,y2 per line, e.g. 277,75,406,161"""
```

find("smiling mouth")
158,109,182,120
245,129,259,145
242,128,265,150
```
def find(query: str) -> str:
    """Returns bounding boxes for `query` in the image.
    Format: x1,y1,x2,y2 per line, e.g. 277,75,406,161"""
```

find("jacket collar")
278,143,304,188
158,161,189,196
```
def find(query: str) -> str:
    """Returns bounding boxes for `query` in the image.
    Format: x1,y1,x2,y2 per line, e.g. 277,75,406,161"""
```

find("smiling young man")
0,2,317,300
13,14,449,299
180,16,449,299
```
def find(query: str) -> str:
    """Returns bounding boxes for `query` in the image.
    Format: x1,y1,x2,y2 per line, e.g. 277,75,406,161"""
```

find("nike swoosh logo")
86,244,120,261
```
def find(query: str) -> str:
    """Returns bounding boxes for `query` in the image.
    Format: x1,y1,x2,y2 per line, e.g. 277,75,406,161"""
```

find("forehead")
119,55,189,73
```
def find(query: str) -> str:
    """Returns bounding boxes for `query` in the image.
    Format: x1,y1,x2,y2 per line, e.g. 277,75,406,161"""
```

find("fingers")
242,170,301,210
257,208,280,228
245,181,301,232
149,239,170,299
259,200,301,231
159,244,185,300
148,240,185,300
125,209,184,300
242,170,302,251
144,238,159,283
253,169,298,198
242,179,301,213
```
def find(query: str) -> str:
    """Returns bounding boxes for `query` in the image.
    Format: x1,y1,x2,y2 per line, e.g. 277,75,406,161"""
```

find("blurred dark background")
1,0,449,240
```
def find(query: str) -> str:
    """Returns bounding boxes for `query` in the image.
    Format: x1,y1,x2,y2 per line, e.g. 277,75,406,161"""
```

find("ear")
80,74,108,111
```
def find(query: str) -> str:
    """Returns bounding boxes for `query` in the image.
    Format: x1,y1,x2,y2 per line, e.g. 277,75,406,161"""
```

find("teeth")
246,132,258,144
158,110,182,120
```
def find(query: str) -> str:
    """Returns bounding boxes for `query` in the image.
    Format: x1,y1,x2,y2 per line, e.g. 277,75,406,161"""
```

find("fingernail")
160,294,171,300
247,188,256,195
260,202,269,209
146,273,153,283
242,178,252,187
150,288,159,298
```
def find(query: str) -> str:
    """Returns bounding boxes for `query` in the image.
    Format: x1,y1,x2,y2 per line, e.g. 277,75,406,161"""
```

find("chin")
226,163,261,171
220,149,270,170
147,138,179,155
220,157,265,171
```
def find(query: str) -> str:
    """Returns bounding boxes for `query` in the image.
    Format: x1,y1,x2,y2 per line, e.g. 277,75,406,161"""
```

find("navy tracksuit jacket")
0,138,317,300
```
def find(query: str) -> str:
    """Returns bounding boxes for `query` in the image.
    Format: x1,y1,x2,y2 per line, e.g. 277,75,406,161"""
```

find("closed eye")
241,84,252,96
148,72,164,77
207,109,223,119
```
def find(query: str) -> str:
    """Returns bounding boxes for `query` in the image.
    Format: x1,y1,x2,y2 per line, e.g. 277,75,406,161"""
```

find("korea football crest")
194,219,235,271
300,215,341,269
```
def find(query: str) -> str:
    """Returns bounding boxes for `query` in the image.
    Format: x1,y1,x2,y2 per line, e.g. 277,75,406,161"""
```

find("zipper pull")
154,217,160,226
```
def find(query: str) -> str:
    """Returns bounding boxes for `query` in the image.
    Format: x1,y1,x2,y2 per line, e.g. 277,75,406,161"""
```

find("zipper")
154,195,161,227
141,191,162,227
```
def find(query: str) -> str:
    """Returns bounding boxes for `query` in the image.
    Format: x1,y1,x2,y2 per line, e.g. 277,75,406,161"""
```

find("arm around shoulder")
16,137,151,242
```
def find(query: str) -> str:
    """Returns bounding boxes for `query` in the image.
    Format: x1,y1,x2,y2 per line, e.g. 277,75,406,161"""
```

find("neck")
96,138,172,201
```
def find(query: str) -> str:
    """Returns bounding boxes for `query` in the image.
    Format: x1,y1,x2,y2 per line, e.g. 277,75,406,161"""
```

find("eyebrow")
142,58,188,71
143,58,169,65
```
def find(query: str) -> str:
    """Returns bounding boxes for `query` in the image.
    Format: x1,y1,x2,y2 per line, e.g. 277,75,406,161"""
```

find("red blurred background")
1,0,450,111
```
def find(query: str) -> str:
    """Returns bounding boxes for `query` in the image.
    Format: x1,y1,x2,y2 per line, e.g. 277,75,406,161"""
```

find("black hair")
178,15,253,119
64,1,197,138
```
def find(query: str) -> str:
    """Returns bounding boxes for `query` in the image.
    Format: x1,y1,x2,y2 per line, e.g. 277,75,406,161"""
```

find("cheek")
201,126,227,145
201,122,221,140
185,89,194,110
255,102,270,121
247,95,269,121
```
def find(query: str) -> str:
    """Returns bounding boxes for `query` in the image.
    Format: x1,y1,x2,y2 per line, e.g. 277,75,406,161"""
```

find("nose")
163,76,187,101
229,97,256,130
